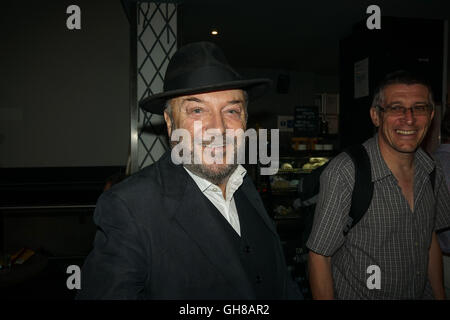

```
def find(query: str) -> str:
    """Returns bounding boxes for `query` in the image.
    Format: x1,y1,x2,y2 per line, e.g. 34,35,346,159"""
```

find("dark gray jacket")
77,152,301,300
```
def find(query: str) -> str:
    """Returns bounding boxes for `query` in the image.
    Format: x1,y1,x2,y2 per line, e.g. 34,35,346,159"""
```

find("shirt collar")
184,165,247,200
414,147,435,175
225,165,247,201
364,133,435,182
364,134,392,182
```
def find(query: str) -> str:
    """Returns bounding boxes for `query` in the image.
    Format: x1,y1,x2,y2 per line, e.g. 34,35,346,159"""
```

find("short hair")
441,110,450,142
371,70,435,110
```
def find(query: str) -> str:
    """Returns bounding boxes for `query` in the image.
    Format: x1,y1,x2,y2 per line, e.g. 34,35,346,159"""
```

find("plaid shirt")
307,134,450,299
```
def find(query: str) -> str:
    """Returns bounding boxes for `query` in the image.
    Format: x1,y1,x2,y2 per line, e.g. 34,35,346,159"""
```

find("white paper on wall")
277,115,294,132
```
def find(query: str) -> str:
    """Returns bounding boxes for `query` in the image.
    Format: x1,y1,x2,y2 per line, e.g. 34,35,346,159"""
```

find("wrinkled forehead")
382,83,430,104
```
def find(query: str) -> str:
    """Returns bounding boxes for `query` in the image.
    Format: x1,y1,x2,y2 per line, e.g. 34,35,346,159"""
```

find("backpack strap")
343,144,374,236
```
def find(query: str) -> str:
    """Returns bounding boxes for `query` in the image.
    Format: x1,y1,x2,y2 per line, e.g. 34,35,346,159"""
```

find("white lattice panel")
136,2,177,168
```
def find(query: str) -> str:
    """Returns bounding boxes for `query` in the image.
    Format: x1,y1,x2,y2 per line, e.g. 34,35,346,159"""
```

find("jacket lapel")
157,152,254,298
240,176,278,236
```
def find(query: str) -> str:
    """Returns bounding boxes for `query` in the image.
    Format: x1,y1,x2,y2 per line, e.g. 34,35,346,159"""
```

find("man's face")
164,89,247,184
370,83,434,155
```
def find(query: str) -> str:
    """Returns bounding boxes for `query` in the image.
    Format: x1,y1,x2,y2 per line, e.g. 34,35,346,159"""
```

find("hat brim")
139,78,272,115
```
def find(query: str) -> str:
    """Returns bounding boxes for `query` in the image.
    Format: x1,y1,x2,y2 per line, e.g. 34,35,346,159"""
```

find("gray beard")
170,135,238,186
184,162,238,186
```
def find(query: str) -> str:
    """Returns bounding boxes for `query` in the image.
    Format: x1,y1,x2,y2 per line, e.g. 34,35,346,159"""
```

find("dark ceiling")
179,0,450,75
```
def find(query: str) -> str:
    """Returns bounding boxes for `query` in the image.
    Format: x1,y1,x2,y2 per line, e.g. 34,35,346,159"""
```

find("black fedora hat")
139,41,272,114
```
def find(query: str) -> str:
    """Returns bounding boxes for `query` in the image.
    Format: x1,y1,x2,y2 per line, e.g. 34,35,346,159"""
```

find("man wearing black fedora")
77,42,302,299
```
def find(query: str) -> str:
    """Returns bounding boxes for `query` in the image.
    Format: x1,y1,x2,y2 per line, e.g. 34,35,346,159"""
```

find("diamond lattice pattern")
137,2,177,169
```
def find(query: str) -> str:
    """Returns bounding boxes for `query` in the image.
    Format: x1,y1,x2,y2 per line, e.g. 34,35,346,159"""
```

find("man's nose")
402,107,416,124
208,112,226,134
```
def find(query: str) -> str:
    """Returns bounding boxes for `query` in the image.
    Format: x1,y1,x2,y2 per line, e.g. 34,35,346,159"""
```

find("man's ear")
370,107,380,128
164,111,172,137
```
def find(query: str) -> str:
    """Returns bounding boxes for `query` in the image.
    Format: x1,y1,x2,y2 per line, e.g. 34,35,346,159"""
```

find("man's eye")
389,105,403,112
414,105,426,111
227,109,240,115
191,108,202,114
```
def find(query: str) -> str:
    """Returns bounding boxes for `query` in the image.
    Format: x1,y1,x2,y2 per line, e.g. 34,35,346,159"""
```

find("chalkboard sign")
294,106,319,137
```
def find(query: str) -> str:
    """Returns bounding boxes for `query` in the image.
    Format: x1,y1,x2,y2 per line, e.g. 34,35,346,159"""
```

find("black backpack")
296,144,436,247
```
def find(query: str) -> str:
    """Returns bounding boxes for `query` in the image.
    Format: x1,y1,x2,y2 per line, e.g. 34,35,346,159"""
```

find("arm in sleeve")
306,154,354,256
427,231,446,299
76,191,149,300
434,164,450,232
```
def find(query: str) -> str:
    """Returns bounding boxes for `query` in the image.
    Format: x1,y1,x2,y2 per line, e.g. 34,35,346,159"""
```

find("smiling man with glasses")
373,81,435,156
307,70,450,300
377,103,432,116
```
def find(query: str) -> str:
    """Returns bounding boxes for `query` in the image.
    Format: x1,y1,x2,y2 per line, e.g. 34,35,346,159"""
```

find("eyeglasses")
377,104,433,116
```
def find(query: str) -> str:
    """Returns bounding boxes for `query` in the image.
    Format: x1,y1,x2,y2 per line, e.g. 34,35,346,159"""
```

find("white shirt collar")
184,165,247,200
